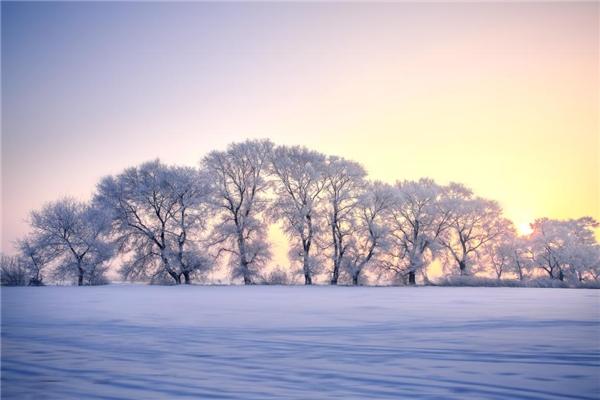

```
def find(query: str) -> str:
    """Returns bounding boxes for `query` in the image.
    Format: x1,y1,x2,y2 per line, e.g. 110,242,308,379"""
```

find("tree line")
2,139,599,287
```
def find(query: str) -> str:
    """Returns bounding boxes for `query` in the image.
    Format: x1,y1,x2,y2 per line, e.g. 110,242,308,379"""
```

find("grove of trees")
2,140,599,287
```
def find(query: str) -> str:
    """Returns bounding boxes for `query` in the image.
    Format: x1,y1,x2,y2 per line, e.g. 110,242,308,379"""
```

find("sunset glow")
518,222,534,237
2,2,598,259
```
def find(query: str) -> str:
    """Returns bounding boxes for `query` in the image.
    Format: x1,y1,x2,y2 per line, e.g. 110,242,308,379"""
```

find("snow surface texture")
1,286,599,399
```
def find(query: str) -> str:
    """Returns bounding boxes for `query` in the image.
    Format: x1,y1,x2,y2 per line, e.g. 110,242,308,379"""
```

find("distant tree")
505,236,533,281
528,217,599,281
387,179,451,284
479,224,518,279
569,244,600,282
29,198,113,285
271,145,328,285
0,254,28,286
16,236,57,285
344,182,395,285
438,185,510,276
322,156,367,284
202,140,273,284
95,161,211,284
579,244,600,281
260,266,299,285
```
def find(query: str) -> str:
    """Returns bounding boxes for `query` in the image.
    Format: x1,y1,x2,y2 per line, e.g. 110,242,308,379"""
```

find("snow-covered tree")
0,254,28,286
438,185,510,276
387,179,451,284
28,198,113,285
322,156,367,284
580,244,600,281
259,266,299,285
167,166,213,284
528,217,599,281
10,139,600,288
202,140,273,284
16,236,58,285
479,224,518,279
569,243,600,282
504,236,533,281
95,161,211,284
271,145,328,285
344,182,395,285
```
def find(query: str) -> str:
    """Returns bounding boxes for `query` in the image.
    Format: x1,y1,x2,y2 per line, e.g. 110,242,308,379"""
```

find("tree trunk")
183,271,191,284
407,251,422,285
459,260,467,275
408,271,416,285
352,271,359,285
303,249,312,285
515,256,524,280
77,271,84,286
331,218,339,285
168,271,181,284
237,232,252,285
304,272,313,285
331,263,339,285
240,259,252,285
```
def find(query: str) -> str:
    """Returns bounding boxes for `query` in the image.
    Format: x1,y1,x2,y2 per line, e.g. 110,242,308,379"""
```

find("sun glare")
518,222,533,236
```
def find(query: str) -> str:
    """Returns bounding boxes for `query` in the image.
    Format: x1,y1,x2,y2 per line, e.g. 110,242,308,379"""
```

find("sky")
2,2,599,266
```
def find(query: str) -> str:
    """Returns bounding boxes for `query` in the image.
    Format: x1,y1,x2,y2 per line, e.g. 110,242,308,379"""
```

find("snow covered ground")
1,286,598,399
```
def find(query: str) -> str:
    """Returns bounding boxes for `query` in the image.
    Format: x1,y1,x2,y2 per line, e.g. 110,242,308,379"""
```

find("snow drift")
1,285,598,399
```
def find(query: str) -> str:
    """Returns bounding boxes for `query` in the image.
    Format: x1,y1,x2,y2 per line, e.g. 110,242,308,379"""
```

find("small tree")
567,244,600,282
0,254,28,286
28,198,113,285
479,225,517,279
16,236,57,285
260,266,298,285
505,236,533,281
